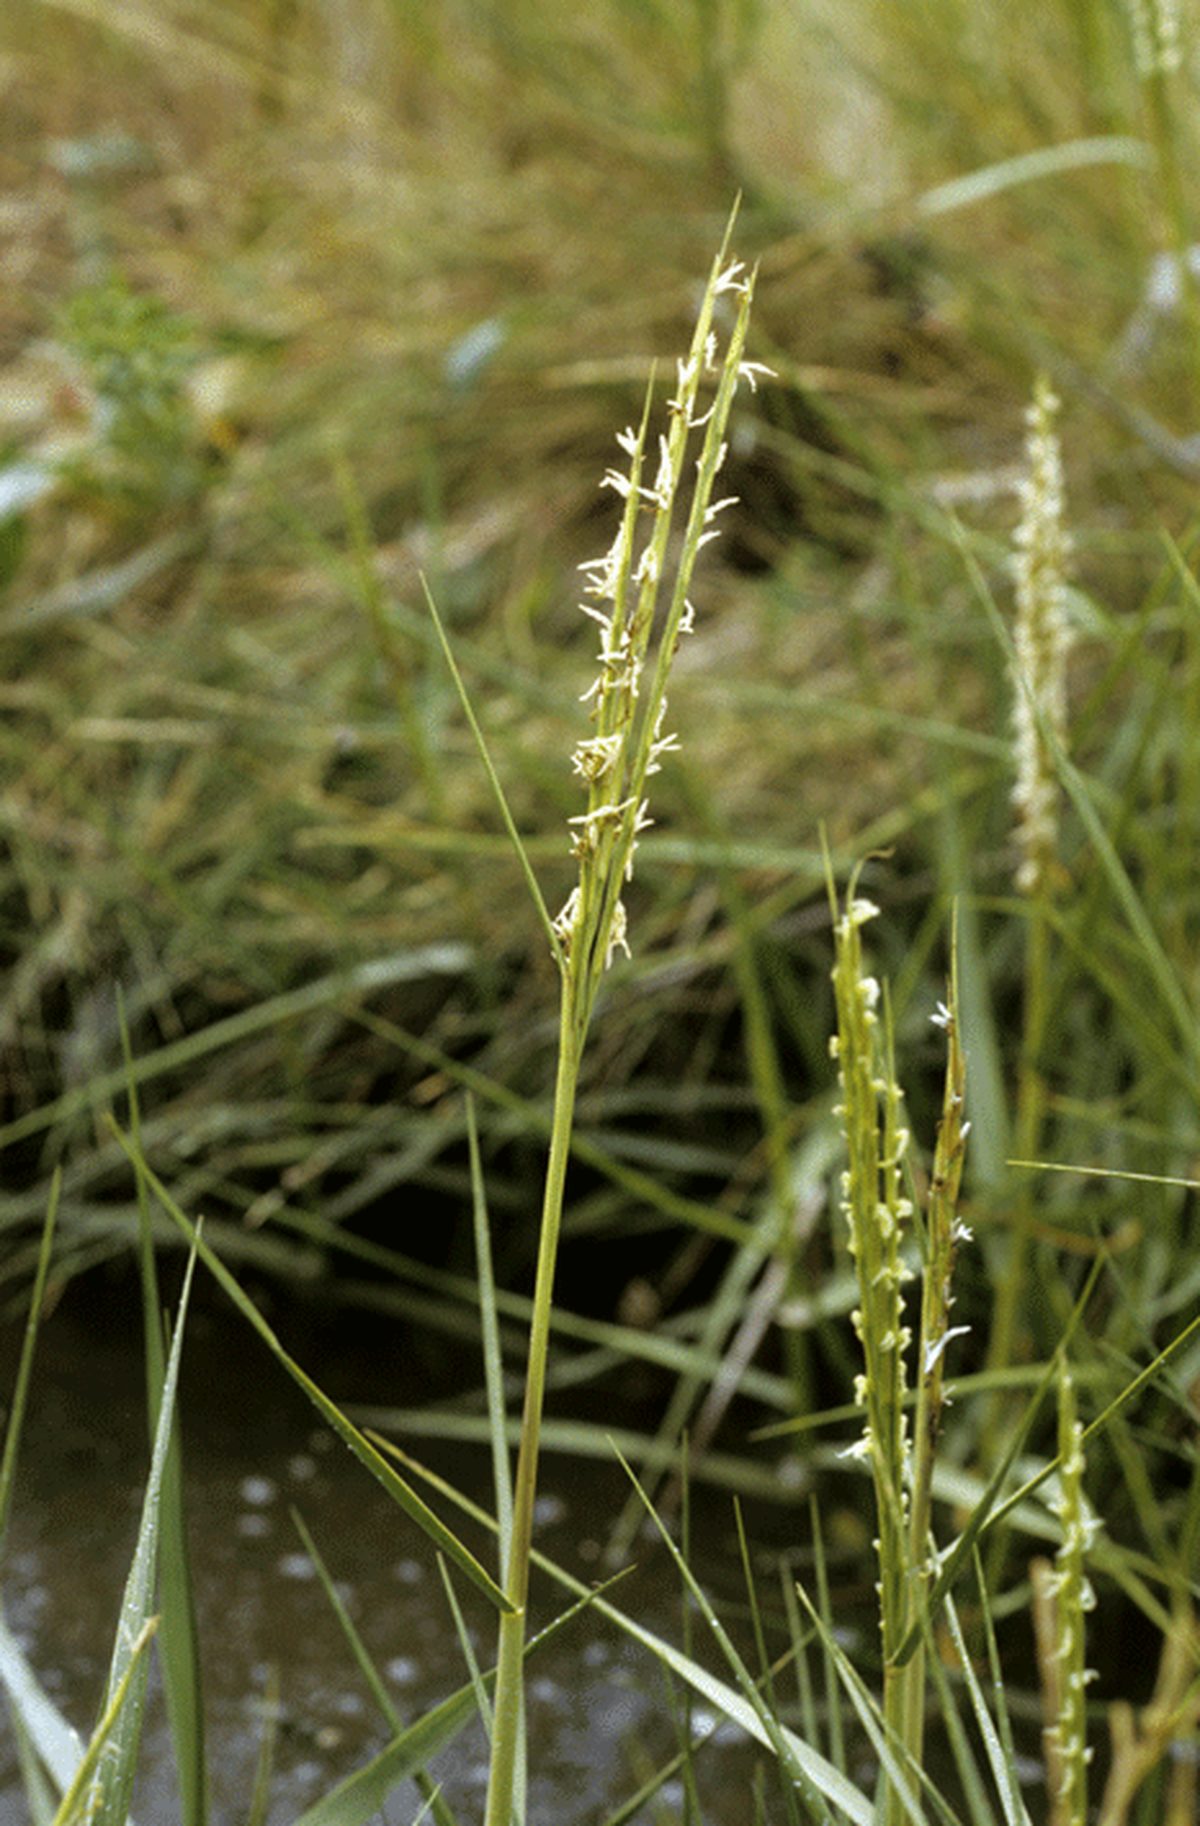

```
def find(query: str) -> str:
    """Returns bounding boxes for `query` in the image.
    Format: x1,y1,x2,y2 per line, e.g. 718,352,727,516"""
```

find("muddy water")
0,1279,796,1824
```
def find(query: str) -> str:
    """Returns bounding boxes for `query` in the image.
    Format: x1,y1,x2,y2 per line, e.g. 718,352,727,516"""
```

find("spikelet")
1123,0,1182,78
1011,375,1073,896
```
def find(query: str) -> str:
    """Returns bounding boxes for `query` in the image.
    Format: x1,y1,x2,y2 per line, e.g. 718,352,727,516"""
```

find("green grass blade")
289,1512,461,1826
987,1298,1200,1538
466,1093,514,1576
916,135,1150,219
292,1580,621,1826
10,1708,57,1826
106,1117,515,1615
941,1589,1034,1826
924,1624,994,1826
973,1553,1030,1826
613,1448,851,1826
346,1004,756,1248
422,575,564,970
87,1241,198,1826
436,1555,492,1733
290,1512,401,1732
0,1607,83,1793
51,1621,158,1826
808,1496,846,1778
244,1666,279,1826
120,993,208,1826
376,1436,876,1824
790,1583,939,1826
0,1170,59,1559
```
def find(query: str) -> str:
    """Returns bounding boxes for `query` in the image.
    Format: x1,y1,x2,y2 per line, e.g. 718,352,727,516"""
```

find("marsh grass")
3,0,1200,1820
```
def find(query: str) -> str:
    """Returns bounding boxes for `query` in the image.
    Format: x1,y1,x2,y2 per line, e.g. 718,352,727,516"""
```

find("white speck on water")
582,1639,609,1668
288,1454,318,1482
391,1558,424,1586
533,1494,567,1528
386,1656,417,1686
236,1513,271,1540
239,1476,277,1506
444,316,506,389
276,1552,316,1582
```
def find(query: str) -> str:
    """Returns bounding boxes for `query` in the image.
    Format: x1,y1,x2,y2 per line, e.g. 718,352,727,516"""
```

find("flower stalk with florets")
485,219,769,1826
1011,374,1072,898
828,884,914,1814
1042,1362,1099,1826
829,881,971,1819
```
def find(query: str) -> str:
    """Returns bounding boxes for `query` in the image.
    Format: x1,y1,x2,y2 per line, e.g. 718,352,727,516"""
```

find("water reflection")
0,1282,779,1823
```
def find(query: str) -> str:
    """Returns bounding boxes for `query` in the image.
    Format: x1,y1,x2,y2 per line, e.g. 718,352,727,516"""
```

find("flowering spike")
1011,374,1073,895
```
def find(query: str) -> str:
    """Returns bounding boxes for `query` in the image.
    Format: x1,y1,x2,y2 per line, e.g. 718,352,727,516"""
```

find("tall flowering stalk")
483,223,766,1826
828,883,969,1819
1039,1363,1099,1826
1010,374,1072,899
992,375,1072,1384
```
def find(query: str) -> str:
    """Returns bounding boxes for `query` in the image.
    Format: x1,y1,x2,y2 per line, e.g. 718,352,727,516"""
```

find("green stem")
484,981,583,1826
989,889,1049,1382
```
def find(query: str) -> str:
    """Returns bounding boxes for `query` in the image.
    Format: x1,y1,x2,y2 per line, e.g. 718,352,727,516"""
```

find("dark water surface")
0,1278,789,1824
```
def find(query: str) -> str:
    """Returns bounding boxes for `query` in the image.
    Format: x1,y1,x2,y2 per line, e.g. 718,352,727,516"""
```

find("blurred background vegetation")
1,0,1198,1420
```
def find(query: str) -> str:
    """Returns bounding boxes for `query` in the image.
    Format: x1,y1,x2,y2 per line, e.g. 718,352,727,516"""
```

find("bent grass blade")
290,1577,628,1826
86,1241,199,1826
50,1622,158,1826
106,1118,515,1616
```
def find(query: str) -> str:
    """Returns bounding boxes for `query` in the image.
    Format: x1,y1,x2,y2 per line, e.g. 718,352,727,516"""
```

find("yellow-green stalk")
1044,1363,1099,1826
828,885,914,1820
991,374,1072,1383
829,887,970,1817
905,943,970,1770
484,223,767,1826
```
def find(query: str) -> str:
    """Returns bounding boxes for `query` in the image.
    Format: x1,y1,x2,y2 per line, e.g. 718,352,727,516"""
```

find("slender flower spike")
1045,1362,1099,1826
828,881,912,1666
554,232,763,1018
1011,374,1073,895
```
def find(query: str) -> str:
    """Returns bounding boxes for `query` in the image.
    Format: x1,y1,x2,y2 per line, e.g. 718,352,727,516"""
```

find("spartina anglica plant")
482,214,770,1826
828,879,970,1821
